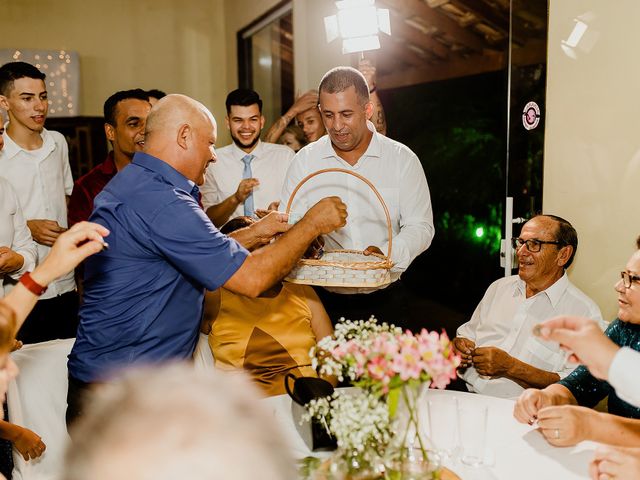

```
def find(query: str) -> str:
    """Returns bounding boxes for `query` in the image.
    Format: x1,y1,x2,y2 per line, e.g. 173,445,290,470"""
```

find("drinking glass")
457,400,488,467
427,395,458,461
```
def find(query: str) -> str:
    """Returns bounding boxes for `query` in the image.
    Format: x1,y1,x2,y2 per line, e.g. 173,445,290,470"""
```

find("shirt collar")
229,139,263,159
132,152,199,198
1,127,55,161
515,271,569,307
318,120,381,162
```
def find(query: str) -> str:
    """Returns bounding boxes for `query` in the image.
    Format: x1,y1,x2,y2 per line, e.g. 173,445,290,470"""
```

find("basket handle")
284,168,392,261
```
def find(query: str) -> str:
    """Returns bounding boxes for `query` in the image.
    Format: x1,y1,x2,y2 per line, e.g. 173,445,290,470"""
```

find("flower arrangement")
305,317,461,478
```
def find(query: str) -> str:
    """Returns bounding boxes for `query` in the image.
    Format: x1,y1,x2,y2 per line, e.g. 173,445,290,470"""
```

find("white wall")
545,1,640,320
0,0,227,119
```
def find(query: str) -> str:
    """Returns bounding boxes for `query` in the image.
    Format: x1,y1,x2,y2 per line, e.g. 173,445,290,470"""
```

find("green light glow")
475,227,485,238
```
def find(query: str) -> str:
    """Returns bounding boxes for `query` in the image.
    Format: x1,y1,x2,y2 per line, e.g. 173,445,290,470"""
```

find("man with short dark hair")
67,89,151,226
453,214,604,398
200,88,294,227
0,61,77,343
146,89,166,106
279,66,433,329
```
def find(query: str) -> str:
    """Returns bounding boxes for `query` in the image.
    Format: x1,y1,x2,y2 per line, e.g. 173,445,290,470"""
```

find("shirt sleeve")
382,151,435,272
148,193,249,291
279,154,310,215
7,186,37,279
608,347,640,408
60,138,74,196
456,279,499,341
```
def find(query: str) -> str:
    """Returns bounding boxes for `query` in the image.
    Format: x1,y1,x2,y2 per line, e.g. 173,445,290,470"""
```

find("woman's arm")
2,222,108,333
304,286,333,342
537,405,640,447
201,289,221,335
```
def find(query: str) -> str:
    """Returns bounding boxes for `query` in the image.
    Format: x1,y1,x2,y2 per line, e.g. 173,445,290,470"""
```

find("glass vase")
384,382,441,479
322,447,385,480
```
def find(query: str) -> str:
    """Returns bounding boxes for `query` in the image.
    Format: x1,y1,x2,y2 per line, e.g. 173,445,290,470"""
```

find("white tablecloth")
261,388,597,480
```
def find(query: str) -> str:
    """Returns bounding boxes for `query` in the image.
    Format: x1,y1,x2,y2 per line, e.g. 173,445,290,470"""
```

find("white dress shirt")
280,122,434,286
608,347,640,407
201,140,294,217
0,177,37,297
0,128,75,299
457,273,604,398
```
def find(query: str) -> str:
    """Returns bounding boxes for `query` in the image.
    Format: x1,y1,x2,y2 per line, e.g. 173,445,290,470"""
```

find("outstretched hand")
251,211,291,245
31,221,109,287
535,315,617,380
303,197,348,236
234,178,259,203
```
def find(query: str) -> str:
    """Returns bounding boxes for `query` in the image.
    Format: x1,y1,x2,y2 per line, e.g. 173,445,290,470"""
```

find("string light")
0,48,80,117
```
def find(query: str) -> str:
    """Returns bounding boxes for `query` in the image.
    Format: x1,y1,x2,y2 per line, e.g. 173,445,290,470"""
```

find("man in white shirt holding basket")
280,66,434,330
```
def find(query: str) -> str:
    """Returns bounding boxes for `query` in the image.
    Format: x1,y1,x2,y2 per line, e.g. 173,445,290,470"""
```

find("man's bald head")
142,94,218,185
144,94,215,144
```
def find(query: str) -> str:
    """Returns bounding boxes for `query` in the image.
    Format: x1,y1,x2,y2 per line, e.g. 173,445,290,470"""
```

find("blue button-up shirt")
68,152,248,382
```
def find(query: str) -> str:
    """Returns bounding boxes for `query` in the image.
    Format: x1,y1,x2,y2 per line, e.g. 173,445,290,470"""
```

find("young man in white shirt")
201,89,294,227
0,61,77,343
279,66,434,330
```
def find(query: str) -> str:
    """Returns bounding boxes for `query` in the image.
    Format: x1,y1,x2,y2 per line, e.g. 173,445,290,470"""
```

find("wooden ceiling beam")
376,36,547,89
377,52,505,89
387,9,450,60
379,35,432,68
449,0,509,35
379,0,488,52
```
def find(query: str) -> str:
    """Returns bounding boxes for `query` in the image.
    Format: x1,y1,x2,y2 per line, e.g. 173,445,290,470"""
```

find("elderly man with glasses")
452,214,605,398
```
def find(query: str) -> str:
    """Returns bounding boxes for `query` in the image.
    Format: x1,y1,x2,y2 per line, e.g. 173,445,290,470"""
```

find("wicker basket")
284,168,393,288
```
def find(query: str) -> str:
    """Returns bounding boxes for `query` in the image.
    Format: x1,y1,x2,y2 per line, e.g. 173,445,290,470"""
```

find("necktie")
241,154,255,216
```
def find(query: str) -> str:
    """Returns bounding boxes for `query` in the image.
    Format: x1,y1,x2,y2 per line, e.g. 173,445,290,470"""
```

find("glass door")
378,0,549,335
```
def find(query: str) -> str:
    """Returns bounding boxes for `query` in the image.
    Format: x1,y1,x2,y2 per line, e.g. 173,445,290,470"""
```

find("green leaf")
387,387,400,418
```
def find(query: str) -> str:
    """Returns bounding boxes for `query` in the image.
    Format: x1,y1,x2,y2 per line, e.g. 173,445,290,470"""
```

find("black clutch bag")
285,373,337,452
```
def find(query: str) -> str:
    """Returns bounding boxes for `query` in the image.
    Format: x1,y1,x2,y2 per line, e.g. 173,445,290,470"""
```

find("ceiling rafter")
379,0,489,52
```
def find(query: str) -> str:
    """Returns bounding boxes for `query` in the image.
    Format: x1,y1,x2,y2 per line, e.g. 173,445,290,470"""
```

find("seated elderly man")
452,214,603,398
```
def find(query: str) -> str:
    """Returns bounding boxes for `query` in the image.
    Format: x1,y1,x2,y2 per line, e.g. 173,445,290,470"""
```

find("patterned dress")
559,318,640,418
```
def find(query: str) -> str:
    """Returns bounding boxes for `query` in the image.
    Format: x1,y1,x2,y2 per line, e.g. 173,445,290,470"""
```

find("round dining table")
261,388,598,480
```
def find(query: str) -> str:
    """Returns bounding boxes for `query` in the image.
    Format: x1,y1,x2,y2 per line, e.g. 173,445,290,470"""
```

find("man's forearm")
370,92,387,136
205,195,241,228
224,218,318,297
506,357,561,389
229,227,264,251
264,113,292,144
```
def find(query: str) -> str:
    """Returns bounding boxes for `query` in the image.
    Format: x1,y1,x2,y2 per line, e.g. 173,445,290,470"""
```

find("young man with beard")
0,61,77,343
67,89,151,226
201,89,294,227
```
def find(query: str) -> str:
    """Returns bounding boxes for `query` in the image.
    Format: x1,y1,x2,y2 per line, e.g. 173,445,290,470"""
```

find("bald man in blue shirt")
66,94,347,426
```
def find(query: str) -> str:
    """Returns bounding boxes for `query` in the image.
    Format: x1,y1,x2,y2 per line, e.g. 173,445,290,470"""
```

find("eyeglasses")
511,237,563,253
621,271,640,288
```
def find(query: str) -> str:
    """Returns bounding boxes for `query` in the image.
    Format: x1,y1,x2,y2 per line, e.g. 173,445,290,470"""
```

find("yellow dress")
209,283,318,396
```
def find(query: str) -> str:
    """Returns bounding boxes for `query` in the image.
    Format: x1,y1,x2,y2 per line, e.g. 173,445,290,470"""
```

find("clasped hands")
452,337,514,377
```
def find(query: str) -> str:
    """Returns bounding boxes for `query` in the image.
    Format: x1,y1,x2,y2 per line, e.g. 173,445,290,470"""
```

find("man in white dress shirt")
0,123,37,298
453,215,603,398
0,61,77,343
201,89,294,227
279,66,434,329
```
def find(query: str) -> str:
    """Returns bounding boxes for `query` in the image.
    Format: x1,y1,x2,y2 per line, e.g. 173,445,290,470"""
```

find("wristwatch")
19,272,48,296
